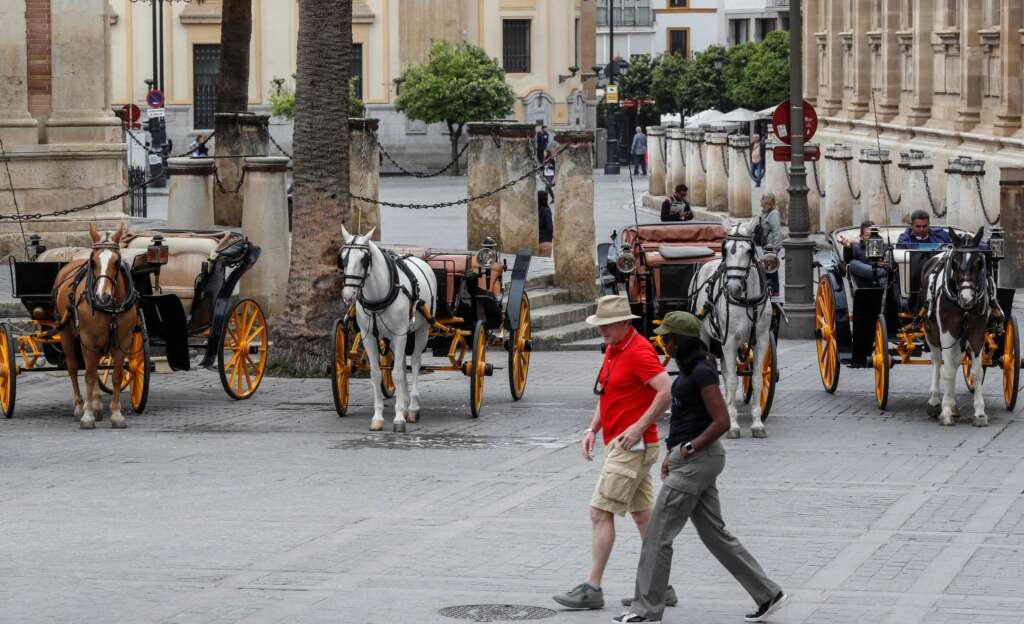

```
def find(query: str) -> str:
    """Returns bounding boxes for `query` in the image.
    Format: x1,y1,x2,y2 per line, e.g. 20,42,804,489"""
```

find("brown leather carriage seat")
423,251,502,308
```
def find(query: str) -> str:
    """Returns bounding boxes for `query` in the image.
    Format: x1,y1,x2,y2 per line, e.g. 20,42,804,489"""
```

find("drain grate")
438,604,557,622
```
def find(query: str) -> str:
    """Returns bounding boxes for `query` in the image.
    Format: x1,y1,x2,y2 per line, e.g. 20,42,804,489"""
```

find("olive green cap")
653,311,702,338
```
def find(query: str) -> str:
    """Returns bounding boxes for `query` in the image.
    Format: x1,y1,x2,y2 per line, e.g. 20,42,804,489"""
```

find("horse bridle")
941,248,989,310
83,242,138,315
720,231,768,307
339,242,374,290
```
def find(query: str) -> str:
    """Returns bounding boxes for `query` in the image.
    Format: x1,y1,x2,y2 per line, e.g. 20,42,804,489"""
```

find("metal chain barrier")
976,175,999,225
213,167,246,194
810,160,826,198
843,160,862,200
922,169,947,218
376,139,468,178
349,145,568,209
879,161,902,205
697,143,707,174
0,171,165,222
126,128,218,158
720,144,730,178
269,133,293,159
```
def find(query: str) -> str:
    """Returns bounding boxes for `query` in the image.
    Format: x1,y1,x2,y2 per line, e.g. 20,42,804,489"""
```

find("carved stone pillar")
947,156,988,232
995,2,1022,135
954,0,984,131
0,0,38,145
705,132,729,213
821,0,845,116
467,122,503,249
214,112,270,227
897,150,933,224
727,134,752,218
348,118,381,240
498,123,538,254
824,144,855,232
553,131,597,299
167,158,215,230
908,0,935,126
647,126,666,197
859,148,894,225
841,0,871,118
665,127,686,197
684,130,707,208
241,157,290,320
763,137,789,224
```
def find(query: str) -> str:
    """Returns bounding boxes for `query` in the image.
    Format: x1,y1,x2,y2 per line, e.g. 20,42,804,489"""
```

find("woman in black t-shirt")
615,312,787,624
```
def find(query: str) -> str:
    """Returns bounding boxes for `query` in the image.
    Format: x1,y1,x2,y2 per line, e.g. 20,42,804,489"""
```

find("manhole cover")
438,604,557,622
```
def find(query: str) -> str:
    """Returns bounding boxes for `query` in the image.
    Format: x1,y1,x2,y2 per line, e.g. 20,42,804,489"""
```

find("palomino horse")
339,226,438,432
53,224,141,429
922,227,993,427
689,217,773,438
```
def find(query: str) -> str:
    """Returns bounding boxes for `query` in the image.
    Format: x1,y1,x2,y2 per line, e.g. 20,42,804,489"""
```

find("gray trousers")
631,440,780,620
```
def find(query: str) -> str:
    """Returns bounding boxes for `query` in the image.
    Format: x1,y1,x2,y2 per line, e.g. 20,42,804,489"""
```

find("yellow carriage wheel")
1002,316,1020,411
0,323,16,418
127,325,150,414
218,298,268,400
98,354,129,394
962,352,985,393
469,320,487,418
378,342,397,399
815,278,840,393
873,315,890,410
508,294,531,401
331,317,352,417
740,335,778,420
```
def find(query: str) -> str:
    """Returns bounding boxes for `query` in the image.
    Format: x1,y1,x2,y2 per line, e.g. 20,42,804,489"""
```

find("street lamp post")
604,0,620,175
781,0,816,338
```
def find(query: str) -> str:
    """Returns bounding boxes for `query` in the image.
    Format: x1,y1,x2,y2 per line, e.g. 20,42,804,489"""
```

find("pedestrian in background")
759,193,783,299
631,127,648,176
661,184,692,222
553,295,675,612
536,124,550,163
537,148,555,257
614,312,787,624
190,134,209,158
751,133,765,187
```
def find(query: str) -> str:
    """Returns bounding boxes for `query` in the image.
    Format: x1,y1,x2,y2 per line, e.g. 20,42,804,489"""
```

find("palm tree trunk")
270,0,352,376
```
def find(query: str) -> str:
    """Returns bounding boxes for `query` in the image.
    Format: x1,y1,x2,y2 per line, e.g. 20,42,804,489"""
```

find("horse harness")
925,248,997,353
695,231,770,349
340,242,435,343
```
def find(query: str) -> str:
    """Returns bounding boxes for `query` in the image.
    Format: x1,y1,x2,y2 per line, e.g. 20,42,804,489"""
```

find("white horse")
689,218,773,438
339,226,438,432
922,227,992,427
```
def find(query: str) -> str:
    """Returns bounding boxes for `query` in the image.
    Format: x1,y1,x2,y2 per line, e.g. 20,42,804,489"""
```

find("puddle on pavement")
331,432,568,451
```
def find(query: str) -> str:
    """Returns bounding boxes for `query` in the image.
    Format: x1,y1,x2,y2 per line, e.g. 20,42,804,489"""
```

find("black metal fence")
127,166,148,217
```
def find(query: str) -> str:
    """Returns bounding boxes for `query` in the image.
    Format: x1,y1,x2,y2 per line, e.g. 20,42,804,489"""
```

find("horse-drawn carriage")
597,219,782,433
332,232,532,426
815,224,1018,420
0,230,268,419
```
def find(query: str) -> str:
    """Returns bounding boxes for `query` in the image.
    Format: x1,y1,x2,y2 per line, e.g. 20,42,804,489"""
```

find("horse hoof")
79,419,96,430
406,411,419,424
726,428,741,439
939,416,955,426
393,422,407,433
974,416,989,428
111,418,127,429
926,403,941,418
370,420,384,432
751,427,767,439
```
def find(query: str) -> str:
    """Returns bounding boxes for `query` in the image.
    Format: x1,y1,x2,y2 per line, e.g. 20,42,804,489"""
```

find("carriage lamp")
476,237,498,268
615,245,637,274
865,226,885,261
989,227,1005,260
28,235,45,261
146,234,169,265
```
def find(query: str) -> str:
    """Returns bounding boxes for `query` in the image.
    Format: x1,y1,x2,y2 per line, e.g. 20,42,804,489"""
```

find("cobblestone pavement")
2,336,1023,624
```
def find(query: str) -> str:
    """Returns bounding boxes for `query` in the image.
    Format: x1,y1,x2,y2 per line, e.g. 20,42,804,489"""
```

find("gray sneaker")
620,585,678,608
553,582,605,610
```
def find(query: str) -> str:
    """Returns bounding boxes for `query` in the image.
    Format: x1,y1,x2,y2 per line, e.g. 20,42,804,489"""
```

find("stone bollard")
166,157,215,229
859,148,894,225
727,134,752,218
763,137,789,224
467,122,504,249
944,157,964,228
897,150,933,224
348,118,381,240
647,126,666,197
240,157,289,320
553,131,597,299
684,129,708,208
214,112,270,227
705,132,729,212
824,144,855,232
665,127,686,197
953,157,989,233
497,123,539,254
1000,168,1024,287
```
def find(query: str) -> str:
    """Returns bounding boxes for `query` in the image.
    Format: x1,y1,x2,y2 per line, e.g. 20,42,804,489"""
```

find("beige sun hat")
585,295,641,326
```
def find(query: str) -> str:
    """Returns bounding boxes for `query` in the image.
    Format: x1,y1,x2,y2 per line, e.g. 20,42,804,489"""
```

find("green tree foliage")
725,30,790,110
270,76,364,120
678,45,731,113
651,52,688,116
616,53,660,124
395,41,515,174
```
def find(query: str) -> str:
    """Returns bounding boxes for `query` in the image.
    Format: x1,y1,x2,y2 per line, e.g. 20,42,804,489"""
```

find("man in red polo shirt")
553,295,674,611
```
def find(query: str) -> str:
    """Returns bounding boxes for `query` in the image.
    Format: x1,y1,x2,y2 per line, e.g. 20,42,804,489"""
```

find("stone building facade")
106,0,596,172
804,0,1023,226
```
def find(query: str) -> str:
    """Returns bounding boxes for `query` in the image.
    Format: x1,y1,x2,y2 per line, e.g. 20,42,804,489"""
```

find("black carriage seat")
905,249,939,313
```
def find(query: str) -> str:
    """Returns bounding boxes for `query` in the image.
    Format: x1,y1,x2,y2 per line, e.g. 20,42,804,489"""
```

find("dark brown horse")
54,224,141,429
922,227,991,426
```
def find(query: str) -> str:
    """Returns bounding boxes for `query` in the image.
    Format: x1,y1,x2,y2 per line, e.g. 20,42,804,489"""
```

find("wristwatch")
683,441,695,453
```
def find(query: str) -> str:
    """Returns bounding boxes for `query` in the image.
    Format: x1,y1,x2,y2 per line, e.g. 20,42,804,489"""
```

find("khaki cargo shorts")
591,439,661,516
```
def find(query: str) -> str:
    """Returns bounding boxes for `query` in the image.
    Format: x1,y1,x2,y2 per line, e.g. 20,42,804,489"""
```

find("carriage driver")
896,209,953,248
838,220,888,289
553,295,676,611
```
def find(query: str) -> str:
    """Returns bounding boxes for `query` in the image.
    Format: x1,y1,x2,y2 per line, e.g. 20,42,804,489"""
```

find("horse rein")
82,243,138,315
939,248,989,311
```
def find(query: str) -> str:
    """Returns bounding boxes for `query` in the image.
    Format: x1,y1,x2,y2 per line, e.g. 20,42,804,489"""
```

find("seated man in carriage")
838,220,888,289
896,210,953,248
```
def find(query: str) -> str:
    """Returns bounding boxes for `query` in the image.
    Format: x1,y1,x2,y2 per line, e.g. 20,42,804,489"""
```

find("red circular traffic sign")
771,100,818,145
146,88,165,108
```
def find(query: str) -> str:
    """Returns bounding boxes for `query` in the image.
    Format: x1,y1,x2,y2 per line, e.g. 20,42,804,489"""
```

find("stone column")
684,130,707,208
763,138,789,224
467,122,503,249
647,126,666,197
955,156,989,233
166,158,215,229
553,131,597,299
498,123,538,254
214,112,270,227
897,150,933,223
859,148,892,225
808,152,825,233
944,157,965,228
45,0,120,144
348,118,380,240
1000,168,1024,287
0,0,38,144
241,157,289,320
705,132,729,213
824,144,855,232
727,134,752,218
665,127,686,196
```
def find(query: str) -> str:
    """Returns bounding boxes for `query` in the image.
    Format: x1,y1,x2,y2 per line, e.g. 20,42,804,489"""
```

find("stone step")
562,336,605,351
0,302,26,319
531,302,596,332
526,287,574,309
531,320,600,351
